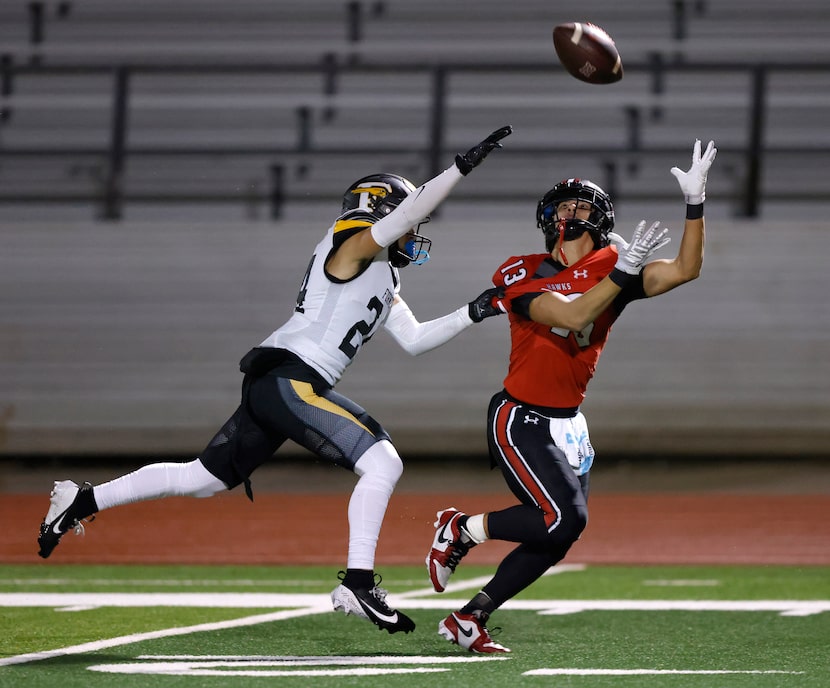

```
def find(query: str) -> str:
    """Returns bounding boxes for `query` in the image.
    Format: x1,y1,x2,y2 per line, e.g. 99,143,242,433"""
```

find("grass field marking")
524,669,806,676
89,665,450,677
87,655,510,677
531,600,830,616
397,574,493,599
0,577,337,588
0,592,327,609
2,593,826,668
396,563,586,599
643,579,721,587
0,605,332,668
2,593,828,616
0,564,586,596
137,655,508,663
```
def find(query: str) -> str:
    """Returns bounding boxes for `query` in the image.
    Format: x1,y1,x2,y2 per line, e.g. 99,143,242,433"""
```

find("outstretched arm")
641,139,717,297
529,220,671,330
384,287,505,356
333,126,513,274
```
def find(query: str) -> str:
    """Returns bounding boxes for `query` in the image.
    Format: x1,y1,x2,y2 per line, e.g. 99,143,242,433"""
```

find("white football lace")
72,515,95,537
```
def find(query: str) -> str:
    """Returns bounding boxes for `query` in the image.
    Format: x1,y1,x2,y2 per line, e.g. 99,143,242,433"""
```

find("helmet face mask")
389,220,432,267
342,173,432,267
536,178,615,251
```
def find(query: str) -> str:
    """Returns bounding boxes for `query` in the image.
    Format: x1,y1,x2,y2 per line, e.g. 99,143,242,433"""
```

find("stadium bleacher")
1,0,830,218
1,2,828,458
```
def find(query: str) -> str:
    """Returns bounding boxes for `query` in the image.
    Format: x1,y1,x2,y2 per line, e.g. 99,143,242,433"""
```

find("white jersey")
260,220,400,386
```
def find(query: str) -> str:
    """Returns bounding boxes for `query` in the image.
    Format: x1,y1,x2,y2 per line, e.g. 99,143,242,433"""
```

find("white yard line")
0,564,586,595
1,565,826,669
2,593,827,617
0,605,332,667
0,578,335,587
525,669,805,676
396,563,586,599
86,655,509,676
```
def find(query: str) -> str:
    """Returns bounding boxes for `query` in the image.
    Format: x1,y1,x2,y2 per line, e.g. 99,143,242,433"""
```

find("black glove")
468,287,506,323
455,125,513,176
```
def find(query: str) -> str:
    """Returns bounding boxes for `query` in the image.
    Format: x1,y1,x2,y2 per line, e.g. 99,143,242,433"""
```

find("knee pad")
353,440,403,488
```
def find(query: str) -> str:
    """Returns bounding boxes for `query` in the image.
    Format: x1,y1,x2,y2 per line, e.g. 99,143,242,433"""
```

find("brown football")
552,22,623,85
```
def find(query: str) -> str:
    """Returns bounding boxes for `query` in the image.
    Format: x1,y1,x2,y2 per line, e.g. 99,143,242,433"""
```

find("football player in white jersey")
36,125,513,634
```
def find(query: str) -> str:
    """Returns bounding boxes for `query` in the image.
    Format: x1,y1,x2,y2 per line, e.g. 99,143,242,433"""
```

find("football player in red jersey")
427,139,717,653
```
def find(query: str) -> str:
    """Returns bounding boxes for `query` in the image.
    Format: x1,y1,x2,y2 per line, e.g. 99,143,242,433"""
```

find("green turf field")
1,563,828,687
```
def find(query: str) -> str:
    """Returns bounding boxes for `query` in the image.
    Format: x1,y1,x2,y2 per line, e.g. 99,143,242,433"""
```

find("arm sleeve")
369,164,464,248
383,297,473,356
511,292,544,319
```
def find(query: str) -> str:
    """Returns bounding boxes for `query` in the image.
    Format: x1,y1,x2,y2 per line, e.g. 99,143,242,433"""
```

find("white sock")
464,513,488,544
93,459,226,511
347,440,403,570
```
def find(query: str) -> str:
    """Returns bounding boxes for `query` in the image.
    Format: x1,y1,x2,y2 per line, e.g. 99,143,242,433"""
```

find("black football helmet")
341,173,432,267
536,178,615,251
342,173,416,217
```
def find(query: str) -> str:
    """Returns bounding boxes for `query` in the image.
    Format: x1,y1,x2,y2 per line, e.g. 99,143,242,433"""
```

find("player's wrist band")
609,267,634,287
686,203,704,219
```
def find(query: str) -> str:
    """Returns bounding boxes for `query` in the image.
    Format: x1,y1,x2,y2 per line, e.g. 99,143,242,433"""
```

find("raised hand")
612,220,671,275
455,125,513,176
670,139,717,204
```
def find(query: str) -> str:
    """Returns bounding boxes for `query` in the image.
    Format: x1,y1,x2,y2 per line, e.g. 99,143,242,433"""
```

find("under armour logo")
524,415,539,425
573,269,588,279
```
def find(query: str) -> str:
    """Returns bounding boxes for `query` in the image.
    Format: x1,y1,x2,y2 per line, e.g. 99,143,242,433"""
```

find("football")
552,22,623,85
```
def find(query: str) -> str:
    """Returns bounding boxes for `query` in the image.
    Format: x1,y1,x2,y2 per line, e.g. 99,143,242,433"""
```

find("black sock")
342,568,374,589
461,591,496,623
72,483,99,520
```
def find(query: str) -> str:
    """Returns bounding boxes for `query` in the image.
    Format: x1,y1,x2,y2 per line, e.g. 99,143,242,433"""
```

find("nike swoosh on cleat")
357,599,399,624
457,621,474,637
51,512,69,535
437,521,453,544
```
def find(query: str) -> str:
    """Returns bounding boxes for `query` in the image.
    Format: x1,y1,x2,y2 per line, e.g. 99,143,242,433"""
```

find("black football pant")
482,390,590,608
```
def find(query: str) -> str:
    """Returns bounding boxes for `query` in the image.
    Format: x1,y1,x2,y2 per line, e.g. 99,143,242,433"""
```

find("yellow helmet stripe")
350,186,389,197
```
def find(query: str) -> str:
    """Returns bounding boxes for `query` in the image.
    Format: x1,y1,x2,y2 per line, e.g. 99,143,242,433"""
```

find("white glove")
670,139,717,205
610,220,672,275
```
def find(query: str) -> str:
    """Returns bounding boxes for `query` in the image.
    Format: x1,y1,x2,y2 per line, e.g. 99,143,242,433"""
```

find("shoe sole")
426,550,450,593
437,618,458,644
331,584,369,620
37,481,81,559
330,584,415,634
426,508,462,592
438,614,510,654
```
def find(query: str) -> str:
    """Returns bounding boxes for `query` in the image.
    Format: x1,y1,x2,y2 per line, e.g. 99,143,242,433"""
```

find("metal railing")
2,57,829,219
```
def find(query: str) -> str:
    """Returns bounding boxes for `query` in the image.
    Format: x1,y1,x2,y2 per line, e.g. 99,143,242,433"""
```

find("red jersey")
492,247,645,408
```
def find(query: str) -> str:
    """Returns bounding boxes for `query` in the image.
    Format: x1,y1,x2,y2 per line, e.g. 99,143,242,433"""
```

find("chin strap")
552,219,571,265
554,232,569,266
